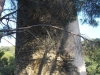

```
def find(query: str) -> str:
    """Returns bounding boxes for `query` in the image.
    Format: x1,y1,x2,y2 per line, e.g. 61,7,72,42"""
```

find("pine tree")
15,0,85,75
1,0,100,75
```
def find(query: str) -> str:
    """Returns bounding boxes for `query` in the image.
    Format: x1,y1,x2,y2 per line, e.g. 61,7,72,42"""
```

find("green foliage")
0,46,15,55
0,46,10,51
83,38,100,75
0,46,15,75
0,51,4,59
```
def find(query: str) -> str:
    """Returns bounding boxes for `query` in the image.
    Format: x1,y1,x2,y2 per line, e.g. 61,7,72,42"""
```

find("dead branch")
0,24,92,41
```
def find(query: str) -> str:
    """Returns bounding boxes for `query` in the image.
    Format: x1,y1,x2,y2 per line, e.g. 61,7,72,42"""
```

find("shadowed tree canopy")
0,0,99,32
75,0,100,26
18,0,77,26
16,0,100,27
0,0,100,32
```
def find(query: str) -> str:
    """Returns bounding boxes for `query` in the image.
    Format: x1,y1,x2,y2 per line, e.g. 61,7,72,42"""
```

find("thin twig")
0,10,17,21
27,29,40,41
2,38,15,47
0,32,16,38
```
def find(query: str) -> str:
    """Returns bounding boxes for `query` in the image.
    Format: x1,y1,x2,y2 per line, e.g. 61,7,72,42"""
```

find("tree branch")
0,24,93,42
2,38,15,46
0,10,17,21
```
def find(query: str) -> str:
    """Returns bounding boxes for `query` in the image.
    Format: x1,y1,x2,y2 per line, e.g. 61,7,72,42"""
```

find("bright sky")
0,0,100,47
0,19,16,46
78,15,100,39
79,24,100,39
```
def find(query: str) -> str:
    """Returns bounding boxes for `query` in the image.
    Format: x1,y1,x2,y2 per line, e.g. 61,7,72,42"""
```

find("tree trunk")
60,18,87,75
0,0,5,15
15,0,86,75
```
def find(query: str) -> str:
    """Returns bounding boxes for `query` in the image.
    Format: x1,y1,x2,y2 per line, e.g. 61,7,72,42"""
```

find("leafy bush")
0,51,14,75
83,38,100,75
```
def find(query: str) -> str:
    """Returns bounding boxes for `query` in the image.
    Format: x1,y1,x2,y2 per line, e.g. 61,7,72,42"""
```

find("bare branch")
27,29,40,41
0,10,17,21
0,32,16,38
0,24,92,42
2,37,15,46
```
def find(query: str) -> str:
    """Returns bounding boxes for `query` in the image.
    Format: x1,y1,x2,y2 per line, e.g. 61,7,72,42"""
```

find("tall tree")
0,0,100,75
62,18,87,75
1,1,100,75
15,0,86,75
